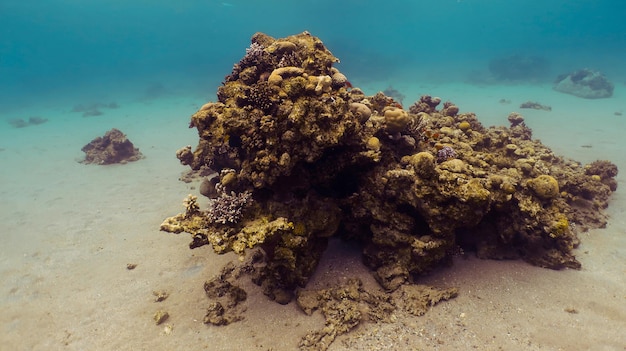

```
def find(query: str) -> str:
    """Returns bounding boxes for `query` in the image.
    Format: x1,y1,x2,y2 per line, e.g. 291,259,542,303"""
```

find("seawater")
1,0,624,112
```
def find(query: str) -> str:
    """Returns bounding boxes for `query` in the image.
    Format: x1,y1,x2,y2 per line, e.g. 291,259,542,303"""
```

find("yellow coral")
458,121,471,131
458,179,491,204
268,66,305,85
549,215,569,238
407,152,436,178
366,137,381,151
382,106,410,133
221,172,237,186
232,217,293,254
528,175,559,199
266,40,296,54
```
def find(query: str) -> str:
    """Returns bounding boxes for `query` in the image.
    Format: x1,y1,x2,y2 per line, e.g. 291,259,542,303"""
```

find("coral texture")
161,31,618,300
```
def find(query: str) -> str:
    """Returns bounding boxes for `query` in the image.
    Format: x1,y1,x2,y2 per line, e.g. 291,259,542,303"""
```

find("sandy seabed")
1,82,624,351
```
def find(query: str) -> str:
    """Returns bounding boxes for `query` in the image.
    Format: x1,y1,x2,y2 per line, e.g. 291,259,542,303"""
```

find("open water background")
1,0,625,114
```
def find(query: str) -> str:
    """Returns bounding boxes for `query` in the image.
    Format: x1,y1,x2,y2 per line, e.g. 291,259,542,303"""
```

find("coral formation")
553,69,614,99
527,175,560,199
80,128,144,165
8,116,48,128
520,101,552,111
161,32,618,303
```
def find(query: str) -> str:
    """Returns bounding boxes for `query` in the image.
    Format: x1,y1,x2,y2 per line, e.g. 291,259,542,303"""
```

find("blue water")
1,0,624,113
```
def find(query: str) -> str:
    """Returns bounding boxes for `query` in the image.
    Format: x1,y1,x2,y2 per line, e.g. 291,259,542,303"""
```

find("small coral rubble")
296,278,457,351
203,262,248,326
161,32,618,302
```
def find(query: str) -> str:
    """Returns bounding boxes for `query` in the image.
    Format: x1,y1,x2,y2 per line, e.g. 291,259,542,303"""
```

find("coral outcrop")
553,68,614,99
80,128,144,165
161,32,618,301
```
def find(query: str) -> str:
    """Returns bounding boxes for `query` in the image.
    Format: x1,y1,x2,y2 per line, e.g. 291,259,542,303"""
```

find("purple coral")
207,191,253,224
244,42,265,60
437,146,457,163
225,42,266,83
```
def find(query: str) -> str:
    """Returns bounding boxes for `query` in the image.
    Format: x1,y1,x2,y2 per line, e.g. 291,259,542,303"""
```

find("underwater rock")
80,128,143,165
520,101,552,111
153,310,169,325
152,290,169,302
161,31,618,301
553,69,614,99
8,116,48,128
383,106,410,133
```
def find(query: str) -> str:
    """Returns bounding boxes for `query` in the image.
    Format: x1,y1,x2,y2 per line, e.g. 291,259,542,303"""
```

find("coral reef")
553,68,614,99
80,128,144,165
161,32,618,303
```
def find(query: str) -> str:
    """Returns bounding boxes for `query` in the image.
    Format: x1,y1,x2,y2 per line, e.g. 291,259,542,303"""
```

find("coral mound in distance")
161,31,618,303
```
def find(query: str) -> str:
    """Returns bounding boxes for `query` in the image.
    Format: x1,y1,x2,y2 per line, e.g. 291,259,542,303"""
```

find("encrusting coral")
161,32,618,303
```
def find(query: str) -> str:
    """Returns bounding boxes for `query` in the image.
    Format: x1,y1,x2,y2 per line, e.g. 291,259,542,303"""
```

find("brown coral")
80,128,143,165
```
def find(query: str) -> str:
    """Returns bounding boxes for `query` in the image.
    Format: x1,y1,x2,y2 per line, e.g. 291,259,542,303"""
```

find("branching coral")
207,191,253,225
